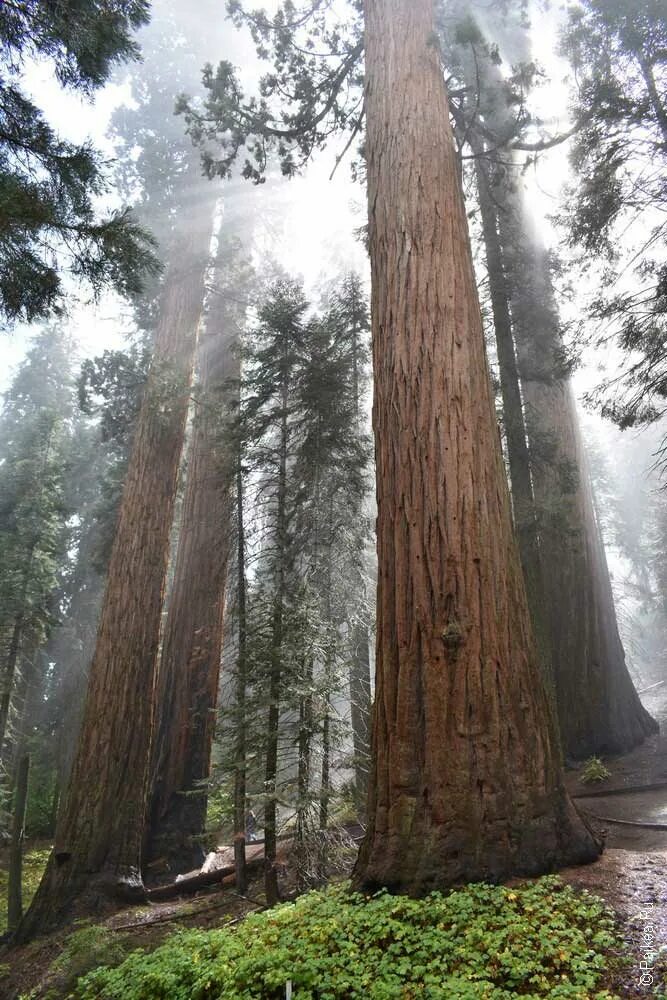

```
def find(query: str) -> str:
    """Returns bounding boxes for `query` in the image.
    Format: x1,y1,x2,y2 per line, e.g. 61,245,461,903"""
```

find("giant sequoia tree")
16,213,212,937
16,6,223,937
194,0,600,892
501,203,657,757
352,0,597,891
146,225,248,872
447,11,656,757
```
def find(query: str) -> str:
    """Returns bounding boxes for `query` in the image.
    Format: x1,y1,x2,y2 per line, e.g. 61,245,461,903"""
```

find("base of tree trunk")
145,797,208,877
145,834,207,881
14,855,148,943
352,793,601,897
562,694,658,762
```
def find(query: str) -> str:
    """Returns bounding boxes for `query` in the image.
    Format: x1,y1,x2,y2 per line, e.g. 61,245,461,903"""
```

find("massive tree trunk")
353,0,599,895
501,201,658,759
16,202,215,940
146,259,236,874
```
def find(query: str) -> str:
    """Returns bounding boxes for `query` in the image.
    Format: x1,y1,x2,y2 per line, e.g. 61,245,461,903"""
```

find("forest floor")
2,687,667,998
566,685,667,852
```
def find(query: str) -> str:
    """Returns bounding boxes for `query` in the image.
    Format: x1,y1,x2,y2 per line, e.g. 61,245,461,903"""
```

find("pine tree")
326,274,373,817
562,1,667,435
240,278,310,903
0,329,75,762
0,1,158,325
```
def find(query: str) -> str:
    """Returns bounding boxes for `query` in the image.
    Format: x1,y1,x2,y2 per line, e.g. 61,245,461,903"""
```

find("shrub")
73,877,622,999
579,758,612,784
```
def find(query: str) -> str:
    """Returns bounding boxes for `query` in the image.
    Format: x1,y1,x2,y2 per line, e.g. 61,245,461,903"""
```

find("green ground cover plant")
71,877,624,999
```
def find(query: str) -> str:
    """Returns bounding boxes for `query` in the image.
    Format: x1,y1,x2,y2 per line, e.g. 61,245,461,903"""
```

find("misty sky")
1,0,663,595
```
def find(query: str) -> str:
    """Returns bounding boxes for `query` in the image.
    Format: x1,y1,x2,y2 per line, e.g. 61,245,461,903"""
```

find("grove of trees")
0,0,665,960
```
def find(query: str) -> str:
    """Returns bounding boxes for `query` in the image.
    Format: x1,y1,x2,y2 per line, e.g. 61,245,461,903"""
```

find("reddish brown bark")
471,142,554,695
504,216,657,758
16,203,214,940
352,0,599,894
146,269,236,873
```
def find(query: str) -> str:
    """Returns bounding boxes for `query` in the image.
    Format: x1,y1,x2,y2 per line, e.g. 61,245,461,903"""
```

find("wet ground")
560,849,667,997
566,687,667,853
560,686,667,994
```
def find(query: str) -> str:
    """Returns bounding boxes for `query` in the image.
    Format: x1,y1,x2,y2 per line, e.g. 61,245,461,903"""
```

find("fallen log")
147,855,265,902
146,823,364,903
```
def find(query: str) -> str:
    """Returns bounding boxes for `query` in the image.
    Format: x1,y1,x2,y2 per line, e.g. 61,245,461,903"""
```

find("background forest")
0,0,666,998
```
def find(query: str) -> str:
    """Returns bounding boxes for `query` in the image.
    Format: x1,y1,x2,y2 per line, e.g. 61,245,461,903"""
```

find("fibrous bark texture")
353,0,600,895
146,259,236,873
471,143,554,695
17,203,214,939
503,207,657,759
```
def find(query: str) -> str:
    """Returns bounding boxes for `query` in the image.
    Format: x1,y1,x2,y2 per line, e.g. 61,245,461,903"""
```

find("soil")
566,687,667,853
559,849,667,998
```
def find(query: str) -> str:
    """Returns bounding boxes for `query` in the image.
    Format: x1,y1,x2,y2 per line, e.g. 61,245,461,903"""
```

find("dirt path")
560,849,667,998
566,688,667,853
559,687,667,994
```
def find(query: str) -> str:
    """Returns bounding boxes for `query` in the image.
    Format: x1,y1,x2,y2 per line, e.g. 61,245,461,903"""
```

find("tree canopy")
0,0,158,326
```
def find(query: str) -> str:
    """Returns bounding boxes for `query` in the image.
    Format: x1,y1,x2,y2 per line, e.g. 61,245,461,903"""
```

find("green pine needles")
0,1,159,326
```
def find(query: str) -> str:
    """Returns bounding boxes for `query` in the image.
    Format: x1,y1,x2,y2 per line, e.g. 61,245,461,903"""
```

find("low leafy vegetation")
579,758,612,785
72,877,623,999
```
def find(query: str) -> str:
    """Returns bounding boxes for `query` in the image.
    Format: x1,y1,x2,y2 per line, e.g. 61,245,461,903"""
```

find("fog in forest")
1,1,667,995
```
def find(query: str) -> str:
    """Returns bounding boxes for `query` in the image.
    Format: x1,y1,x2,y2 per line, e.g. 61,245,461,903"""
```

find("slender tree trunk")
0,613,24,759
471,142,554,693
146,256,236,873
637,55,667,143
264,372,289,906
233,457,248,895
7,754,30,932
501,194,658,759
295,656,314,889
353,0,599,894
17,202,215,940
318,546,335,879
349,620,371,819
348,305,372,818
